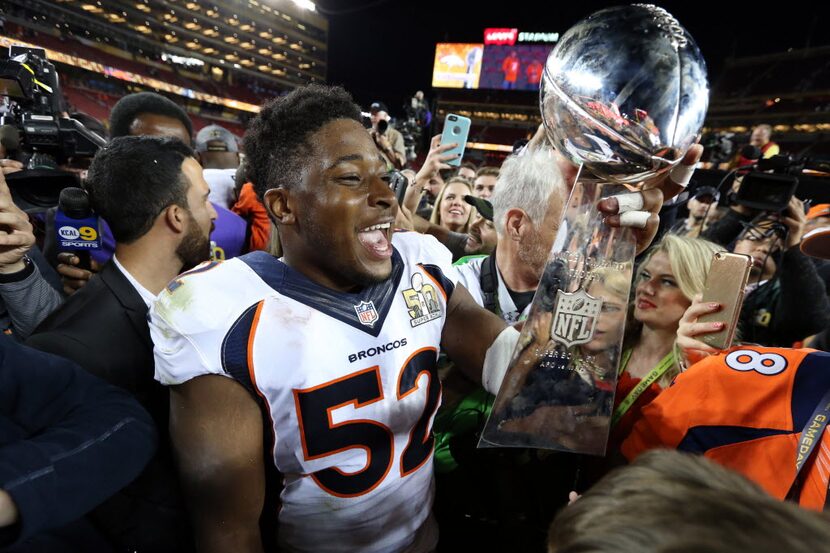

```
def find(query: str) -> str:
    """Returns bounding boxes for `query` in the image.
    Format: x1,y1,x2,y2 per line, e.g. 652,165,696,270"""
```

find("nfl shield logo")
551,289,602,348
354,301,379,328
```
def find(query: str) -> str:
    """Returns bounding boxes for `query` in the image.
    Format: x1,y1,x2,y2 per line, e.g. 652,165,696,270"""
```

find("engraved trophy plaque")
479,4,709,455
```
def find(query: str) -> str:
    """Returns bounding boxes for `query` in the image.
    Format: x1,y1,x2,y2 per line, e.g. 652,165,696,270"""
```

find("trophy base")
478,171,639,456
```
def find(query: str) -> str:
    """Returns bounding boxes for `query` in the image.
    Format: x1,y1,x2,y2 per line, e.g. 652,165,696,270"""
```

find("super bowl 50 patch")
401,273,442,327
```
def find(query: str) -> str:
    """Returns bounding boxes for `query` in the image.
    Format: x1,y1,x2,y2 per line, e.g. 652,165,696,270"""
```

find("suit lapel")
99,262,154,351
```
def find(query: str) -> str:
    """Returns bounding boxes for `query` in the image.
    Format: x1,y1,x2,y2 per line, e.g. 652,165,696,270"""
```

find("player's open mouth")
358,222,393,260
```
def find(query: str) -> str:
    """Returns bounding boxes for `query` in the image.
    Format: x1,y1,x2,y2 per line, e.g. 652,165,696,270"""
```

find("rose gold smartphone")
698,252,752,350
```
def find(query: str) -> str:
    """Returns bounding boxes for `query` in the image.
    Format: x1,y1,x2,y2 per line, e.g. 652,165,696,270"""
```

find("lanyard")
611,349,675,428
787,387,830,507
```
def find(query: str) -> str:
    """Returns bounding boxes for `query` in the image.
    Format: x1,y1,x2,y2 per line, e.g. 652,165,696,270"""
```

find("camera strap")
786,386,830,509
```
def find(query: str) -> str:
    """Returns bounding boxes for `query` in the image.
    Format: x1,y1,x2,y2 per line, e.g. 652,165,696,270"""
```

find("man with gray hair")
435,148,567,548
454,147,566,323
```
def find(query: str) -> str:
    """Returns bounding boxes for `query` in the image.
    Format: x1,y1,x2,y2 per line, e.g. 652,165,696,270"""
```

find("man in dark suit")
27,136,217,552
0,335,156,552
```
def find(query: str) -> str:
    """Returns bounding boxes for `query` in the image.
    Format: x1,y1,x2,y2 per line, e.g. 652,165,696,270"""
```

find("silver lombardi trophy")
480,5,709,455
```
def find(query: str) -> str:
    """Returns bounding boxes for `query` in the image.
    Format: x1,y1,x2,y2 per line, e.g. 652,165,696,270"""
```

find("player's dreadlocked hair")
244,84,362,199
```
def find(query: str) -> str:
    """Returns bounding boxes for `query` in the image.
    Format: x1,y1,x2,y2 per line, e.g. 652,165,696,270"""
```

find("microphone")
55,187,101,270
741,145,761,161
736,144,762,172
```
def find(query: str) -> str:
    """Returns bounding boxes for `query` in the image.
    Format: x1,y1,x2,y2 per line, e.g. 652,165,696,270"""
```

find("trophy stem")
479,169,638,456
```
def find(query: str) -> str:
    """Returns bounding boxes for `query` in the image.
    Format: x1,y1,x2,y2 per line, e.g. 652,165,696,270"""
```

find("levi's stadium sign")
483,28,559,45
519,32,559,43
484,28,518,45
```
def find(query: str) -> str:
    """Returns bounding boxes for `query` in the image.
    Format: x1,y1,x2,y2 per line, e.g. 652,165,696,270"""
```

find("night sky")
322,0,830,117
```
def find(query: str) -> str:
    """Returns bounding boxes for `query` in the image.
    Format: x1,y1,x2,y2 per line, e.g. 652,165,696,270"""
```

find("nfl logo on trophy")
551,290,602,348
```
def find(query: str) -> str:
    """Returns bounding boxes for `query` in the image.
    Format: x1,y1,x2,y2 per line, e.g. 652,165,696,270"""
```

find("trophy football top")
541,4,709,184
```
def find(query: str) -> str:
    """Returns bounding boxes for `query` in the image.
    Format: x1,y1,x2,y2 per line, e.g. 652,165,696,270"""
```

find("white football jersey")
150,232,459,553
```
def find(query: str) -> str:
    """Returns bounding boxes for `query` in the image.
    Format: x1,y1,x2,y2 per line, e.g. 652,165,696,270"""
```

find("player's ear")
264,187,295,225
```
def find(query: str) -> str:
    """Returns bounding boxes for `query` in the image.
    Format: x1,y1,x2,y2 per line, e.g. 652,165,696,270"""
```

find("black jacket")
26,262,194,553
0,336,156,549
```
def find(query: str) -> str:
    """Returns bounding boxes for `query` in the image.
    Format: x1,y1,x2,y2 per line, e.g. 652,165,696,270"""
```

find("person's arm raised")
404,135,457,213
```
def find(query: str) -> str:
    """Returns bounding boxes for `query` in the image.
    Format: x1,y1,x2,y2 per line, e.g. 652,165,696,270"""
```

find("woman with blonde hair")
429,177,474,233
610,233,723,447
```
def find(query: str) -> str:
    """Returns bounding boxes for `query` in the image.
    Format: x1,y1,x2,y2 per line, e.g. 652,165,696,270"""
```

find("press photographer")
369,101,406,169
0,165,62,339
701,154,830,346
0,46,104,337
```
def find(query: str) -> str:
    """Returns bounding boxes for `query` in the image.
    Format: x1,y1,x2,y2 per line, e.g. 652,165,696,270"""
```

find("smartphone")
388,170,408,206
440,114,471,167
698,252,752,350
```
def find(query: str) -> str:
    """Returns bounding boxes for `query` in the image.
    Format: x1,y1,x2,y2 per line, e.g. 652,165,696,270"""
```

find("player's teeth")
361,223,390,232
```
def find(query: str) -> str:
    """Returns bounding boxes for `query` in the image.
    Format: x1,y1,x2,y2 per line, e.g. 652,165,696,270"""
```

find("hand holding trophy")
480,4,709,455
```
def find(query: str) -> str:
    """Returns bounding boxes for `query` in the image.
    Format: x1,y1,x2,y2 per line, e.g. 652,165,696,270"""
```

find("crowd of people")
0,71,829,553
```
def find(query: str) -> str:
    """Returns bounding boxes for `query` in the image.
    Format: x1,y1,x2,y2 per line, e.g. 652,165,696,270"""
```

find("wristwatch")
0,256,35,283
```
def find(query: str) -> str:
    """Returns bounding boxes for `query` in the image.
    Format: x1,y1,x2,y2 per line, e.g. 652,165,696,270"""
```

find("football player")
149,85,696,552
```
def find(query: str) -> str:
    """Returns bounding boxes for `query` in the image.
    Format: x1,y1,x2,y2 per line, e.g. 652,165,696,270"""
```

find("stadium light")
291,0,316,12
